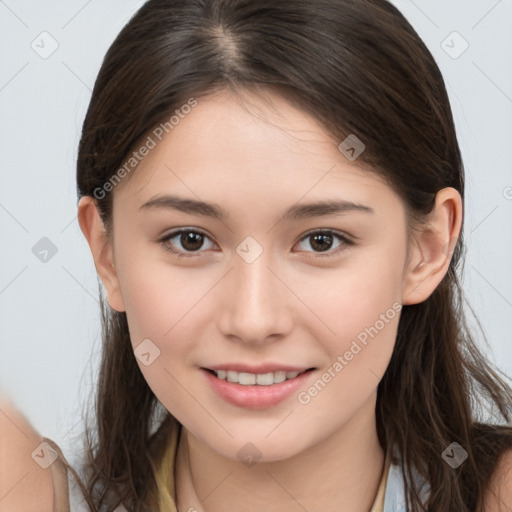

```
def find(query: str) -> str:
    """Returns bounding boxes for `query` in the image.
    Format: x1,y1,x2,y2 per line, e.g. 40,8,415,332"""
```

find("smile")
202,367,316,409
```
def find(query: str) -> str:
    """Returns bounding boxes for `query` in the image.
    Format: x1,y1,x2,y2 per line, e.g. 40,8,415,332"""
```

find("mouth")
201,366,316,409
203,368,315,386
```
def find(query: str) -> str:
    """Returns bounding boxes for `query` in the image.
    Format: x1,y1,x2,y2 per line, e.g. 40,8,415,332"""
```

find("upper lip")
203,364,314,374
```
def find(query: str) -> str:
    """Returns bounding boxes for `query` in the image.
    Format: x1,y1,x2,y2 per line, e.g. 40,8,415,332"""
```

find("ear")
77,196,126,312
402,187,462,305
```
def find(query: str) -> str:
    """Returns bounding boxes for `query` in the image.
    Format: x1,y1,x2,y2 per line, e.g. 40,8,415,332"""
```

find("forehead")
112,88,403,219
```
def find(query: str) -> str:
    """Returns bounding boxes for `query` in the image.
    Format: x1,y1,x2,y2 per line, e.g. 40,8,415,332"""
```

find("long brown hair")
70,0,512,510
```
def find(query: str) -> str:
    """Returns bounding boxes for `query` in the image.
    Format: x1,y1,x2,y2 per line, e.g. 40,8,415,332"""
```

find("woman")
2,0,512,511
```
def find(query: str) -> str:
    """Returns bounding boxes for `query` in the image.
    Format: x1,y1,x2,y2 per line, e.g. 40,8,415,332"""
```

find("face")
104,88,412,461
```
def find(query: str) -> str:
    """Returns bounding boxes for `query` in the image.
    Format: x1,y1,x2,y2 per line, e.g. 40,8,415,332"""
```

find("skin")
78,87,465,512
0,395,54,512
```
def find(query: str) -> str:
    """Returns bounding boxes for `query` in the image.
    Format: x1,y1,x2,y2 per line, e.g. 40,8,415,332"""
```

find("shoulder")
0,396,58,512
482,447,512,512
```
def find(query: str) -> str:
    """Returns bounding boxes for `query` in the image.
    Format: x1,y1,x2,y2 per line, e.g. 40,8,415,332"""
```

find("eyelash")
157,228,354,258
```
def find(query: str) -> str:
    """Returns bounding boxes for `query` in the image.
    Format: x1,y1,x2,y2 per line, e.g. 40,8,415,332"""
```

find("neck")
175,393,385,512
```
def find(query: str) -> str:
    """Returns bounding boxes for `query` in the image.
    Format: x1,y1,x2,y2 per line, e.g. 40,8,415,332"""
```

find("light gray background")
1,0,511,459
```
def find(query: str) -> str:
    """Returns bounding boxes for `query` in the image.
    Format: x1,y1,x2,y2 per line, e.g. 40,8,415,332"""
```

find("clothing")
47,425,427,512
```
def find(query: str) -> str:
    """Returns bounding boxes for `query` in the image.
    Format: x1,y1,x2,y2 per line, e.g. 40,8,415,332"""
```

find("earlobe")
402,187,462,305
77,196,126,312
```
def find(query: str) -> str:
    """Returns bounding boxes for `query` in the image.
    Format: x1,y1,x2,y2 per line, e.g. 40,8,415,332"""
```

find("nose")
217,249,294,346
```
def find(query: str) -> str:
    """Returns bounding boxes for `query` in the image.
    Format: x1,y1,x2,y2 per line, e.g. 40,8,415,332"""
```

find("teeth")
213,369,305,385
256,373,274,385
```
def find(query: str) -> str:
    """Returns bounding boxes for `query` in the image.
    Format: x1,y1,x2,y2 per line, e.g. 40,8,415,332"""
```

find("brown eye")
159,229,216,257
295,230,352,256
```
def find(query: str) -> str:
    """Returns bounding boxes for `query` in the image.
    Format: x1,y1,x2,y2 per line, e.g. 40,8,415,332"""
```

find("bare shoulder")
482,447,512,512
0,396,56,512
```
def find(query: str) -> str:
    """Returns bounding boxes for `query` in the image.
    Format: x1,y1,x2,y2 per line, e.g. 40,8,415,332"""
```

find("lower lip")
201,368,315,409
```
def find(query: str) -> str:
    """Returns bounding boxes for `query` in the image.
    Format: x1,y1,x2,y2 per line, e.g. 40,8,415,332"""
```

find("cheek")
310,246,404,346
120,269,200,353
115,261,204,419
296,267,402,421
114,232,204,341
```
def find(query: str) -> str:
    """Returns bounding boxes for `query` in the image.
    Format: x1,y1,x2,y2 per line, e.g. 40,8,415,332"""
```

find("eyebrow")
139,194,374,222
